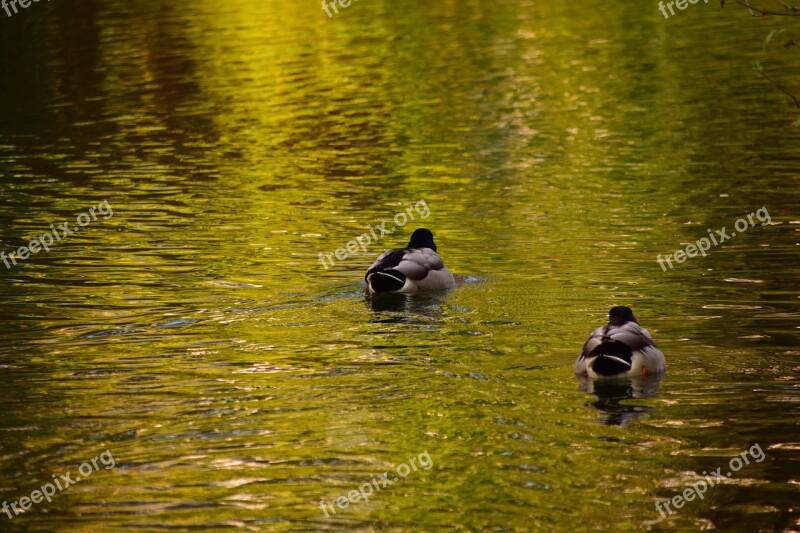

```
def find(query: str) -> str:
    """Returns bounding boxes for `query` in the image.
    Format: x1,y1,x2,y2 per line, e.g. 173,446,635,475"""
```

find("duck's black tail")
368,270,407,292
590,341,633,376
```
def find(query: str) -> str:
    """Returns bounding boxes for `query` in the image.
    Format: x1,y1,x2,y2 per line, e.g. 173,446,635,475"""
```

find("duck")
365,228,456,293
575,306,666,379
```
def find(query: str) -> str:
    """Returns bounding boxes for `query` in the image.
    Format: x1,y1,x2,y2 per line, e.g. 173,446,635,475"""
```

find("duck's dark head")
407,228,437,251
609,306,637,326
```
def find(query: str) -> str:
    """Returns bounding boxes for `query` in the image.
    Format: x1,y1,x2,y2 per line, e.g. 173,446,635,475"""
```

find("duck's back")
580,323,656,357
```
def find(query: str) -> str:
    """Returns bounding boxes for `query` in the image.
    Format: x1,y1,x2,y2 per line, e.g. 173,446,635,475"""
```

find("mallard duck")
365,228,456,293
575,306,666,379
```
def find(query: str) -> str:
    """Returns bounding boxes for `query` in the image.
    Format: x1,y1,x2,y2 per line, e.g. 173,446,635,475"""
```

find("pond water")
0,0,799,531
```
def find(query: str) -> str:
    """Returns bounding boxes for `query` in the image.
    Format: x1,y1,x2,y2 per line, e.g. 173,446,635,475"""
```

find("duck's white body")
365,229,455,293
575,309,665,379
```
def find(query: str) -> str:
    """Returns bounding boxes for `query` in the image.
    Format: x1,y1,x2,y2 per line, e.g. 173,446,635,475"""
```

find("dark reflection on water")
0,0,799,530
366,290,451,317
578,376,662,427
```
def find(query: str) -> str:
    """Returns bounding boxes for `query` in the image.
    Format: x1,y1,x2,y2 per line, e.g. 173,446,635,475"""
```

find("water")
1,0,799,531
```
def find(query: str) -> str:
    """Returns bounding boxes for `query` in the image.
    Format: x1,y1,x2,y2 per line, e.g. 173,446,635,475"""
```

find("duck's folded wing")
579,323,658,358
579,326,606,358
394,248,445,280
606,323,657,351
366,249,406,279
367,248,444,281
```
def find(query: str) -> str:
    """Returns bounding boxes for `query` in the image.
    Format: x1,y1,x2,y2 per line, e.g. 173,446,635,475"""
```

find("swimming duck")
365,228,456,293
575,306,666,379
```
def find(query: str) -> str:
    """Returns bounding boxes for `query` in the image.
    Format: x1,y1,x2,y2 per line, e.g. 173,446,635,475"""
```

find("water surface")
1,0,799,531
